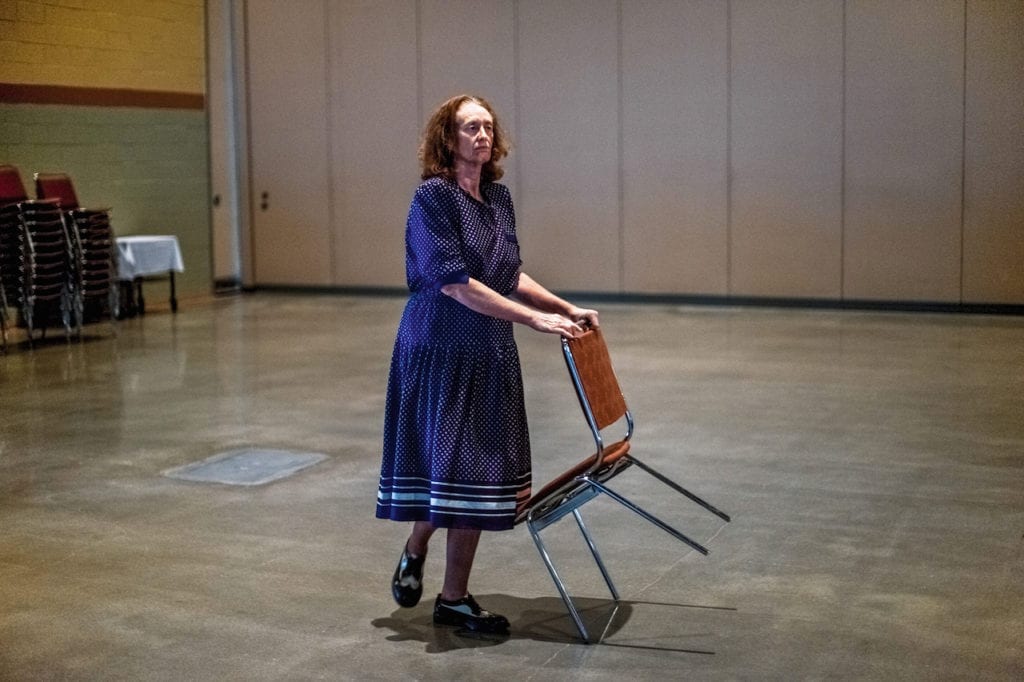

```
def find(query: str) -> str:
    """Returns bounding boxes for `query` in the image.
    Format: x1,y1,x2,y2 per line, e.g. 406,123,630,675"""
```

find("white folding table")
116,235,185,315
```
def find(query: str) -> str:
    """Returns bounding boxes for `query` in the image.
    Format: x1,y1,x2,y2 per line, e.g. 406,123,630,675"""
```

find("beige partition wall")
420,0,518,198
238,0,1024,306
516,0,621,291
621,0,728,295
246,0,332,285
730,0,844,299
844,0,965,302
328,1,418,287
963,0,1024,304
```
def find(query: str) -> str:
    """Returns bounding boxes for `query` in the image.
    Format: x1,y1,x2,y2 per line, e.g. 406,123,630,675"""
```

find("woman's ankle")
439,591,468,603
406,538,428,558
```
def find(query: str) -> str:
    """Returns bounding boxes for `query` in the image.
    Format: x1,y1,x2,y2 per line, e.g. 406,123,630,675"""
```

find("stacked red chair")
0,165,78,346
35,172,118,324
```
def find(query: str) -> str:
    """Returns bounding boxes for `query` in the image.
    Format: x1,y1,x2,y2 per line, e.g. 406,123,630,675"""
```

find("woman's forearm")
441,277,585,337
441,278,537,325
513,272,600,329
512,272,572,315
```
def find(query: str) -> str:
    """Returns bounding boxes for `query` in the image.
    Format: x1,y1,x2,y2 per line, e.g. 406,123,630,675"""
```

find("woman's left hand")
568,306,600,329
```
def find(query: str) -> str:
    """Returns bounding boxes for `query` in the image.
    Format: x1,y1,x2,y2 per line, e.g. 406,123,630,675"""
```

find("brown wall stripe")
0,83,205,110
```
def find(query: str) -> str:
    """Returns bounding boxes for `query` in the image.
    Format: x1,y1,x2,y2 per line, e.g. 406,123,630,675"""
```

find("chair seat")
516,439,631,524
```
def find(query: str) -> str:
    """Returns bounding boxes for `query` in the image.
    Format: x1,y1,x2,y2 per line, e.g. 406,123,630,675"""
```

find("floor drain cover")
164,448,328,486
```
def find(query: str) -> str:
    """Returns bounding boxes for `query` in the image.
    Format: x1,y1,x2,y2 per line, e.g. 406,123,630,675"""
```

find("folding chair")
35,172,119,324
515,325,731,643
0,164,29,350
0,165,80,346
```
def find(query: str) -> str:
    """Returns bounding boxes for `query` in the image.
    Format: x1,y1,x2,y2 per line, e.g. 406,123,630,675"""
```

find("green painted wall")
0,103,210,301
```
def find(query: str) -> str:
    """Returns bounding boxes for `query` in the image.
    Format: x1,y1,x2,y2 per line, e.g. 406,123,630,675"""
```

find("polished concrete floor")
1,293,1022,680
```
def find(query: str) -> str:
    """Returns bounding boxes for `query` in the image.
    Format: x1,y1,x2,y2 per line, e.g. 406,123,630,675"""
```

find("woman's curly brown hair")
419,94,510,182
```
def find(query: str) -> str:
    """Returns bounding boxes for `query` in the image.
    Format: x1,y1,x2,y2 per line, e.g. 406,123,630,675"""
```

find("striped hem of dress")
376,474,531,529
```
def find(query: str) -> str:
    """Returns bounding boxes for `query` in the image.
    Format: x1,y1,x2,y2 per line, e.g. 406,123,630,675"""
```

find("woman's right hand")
529,312,585,338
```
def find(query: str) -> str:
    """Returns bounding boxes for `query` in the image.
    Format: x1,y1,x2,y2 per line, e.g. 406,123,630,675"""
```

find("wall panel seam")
841,0,847,300
960,0,968,303
324,0,337,283
513,0,522,198
415,0,423,129
725,0,733,295
616,0,625,292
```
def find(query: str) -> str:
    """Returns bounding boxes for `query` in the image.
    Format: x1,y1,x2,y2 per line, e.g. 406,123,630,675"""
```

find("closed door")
245,0,331,285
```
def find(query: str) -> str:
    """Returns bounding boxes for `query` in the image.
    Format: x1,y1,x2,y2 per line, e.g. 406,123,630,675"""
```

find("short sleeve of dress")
406,181,470,290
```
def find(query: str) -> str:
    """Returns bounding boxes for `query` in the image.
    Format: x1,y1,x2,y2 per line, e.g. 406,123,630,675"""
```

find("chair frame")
516,326,731,643
18,199,80,343
0,164,29,350
0,266,7,352
35,172,119,327
0,166,83,345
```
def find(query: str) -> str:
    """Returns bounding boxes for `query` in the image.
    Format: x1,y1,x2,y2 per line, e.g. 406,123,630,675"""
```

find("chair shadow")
371,594,730,654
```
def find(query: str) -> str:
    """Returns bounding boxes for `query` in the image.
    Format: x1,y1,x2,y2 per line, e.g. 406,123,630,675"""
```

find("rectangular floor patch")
164,448,328,486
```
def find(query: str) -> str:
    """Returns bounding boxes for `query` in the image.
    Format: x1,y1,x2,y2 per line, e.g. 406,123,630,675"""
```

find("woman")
376,94,599,635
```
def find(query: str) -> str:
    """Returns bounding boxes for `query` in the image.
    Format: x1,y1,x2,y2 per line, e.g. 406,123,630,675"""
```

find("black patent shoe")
433,594,510,634
391,543,425,608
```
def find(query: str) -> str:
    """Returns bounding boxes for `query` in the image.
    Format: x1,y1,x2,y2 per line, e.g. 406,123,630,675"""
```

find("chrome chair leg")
573,508,620,601
528,519,592,643
590,480,710,555
628,455,731,522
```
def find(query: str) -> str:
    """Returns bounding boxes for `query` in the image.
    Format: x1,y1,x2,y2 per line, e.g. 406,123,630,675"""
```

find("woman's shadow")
371,594,724,654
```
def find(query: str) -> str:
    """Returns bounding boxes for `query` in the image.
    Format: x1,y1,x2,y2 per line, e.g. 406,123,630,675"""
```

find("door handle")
260,191,269,211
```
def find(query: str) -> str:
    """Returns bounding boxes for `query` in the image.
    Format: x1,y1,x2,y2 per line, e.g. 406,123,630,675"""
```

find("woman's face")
453,101,494,167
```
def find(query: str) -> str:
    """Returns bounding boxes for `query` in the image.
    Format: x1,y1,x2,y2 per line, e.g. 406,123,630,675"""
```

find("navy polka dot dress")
376,176,531,531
